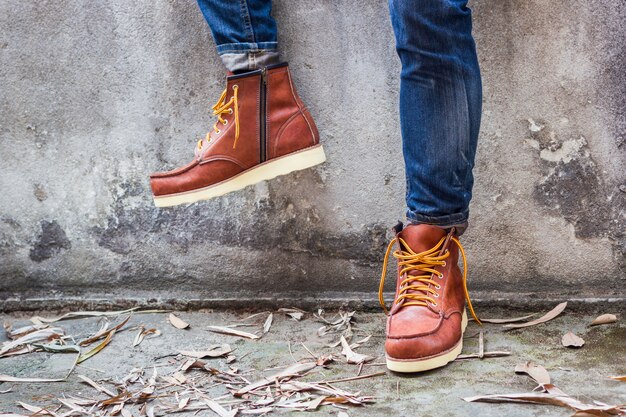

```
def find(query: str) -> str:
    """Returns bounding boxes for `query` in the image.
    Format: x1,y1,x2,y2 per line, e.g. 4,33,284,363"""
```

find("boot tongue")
390,224,447,315
398,224,447,254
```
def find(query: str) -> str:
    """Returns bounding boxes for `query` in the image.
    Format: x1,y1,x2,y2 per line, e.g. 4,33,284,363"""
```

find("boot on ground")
379,223,480,373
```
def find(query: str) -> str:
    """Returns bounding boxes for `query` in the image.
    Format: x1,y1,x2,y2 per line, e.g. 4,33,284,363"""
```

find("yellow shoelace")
197,85,240,152
378,235,480,324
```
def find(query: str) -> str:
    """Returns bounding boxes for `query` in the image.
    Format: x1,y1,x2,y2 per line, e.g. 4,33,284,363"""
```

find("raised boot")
150,63,325,207
378,223,480,373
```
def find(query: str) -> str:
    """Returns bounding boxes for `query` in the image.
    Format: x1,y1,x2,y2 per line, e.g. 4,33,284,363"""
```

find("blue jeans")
197,0,482,232
197,0,280,72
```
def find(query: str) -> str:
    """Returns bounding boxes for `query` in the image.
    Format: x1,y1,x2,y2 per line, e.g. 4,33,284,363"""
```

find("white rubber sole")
386,310,468,373
153,145,326,207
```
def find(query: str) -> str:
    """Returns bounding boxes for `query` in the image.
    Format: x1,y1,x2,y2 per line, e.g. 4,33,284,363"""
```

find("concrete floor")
0,307,624,416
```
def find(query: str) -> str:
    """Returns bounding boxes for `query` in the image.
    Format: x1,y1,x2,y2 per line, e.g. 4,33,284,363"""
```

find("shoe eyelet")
442,261,446,267
216,129,221,134
233,84,239,90
222,120,228,125
434,293,440,298
438,273,444,279
431,302,438,307
228,109,233,114
445,249,449,254
435,285,441,290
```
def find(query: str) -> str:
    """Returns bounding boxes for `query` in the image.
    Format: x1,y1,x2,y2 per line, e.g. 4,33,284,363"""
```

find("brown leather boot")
150,63,325,207
378,223,480,372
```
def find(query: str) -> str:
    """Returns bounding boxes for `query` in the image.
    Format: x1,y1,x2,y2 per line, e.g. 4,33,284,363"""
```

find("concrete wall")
0,0,624,309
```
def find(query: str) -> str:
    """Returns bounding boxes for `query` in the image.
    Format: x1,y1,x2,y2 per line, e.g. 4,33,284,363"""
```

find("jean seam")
217,43,278,55
240,0,255,44
406,210,469,227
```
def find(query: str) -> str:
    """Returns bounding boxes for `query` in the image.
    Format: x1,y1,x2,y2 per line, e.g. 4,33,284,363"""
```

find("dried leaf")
57,398,87,414
179,344,232,358
31,343,80,353
590,314,617,326
226,355,236,364
316,310,355,338
278,308,305,321
80,315,130,346
456,351,511,360
133,326,145,346
340,336,374,364
0,327,64,356
350,335,372,350
180,358,206,371
207,325,260,339
239,312,269,321
80,322,109,346
4,323,48,340
133,327,160,347
235,362,317,397
463,391,570,406
463,390,625,415
172,371,187,384
570,412,613,417
504,302,567,329
278,380,374,405
515,361,551,385
306,396,327,410
121,409,133,417
204,399,237,417
609,375,626,381
18,402,56,416
316,354,334,366
77,374,116,397
31,308,169,323
169,313,190,329
0,375,64,383
77,329,115,364
178,397,190,410
0,346,32,358
0,387,12,394
288,312,304,320
477,314,536,324
263,313,273,334
65,352,80,380
562,332,585,348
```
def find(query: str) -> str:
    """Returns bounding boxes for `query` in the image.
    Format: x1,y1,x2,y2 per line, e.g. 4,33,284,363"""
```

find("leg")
197,0,280,72
150,1,325,206
389,0,482,233
381,0,482,373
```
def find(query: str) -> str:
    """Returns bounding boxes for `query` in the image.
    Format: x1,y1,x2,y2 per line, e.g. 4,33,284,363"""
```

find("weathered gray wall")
0,0,624,308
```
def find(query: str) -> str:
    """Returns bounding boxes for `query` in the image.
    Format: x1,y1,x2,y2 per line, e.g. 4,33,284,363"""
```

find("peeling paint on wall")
526,119,625,273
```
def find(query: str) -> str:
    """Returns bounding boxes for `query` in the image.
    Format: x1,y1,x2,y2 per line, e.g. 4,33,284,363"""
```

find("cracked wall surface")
0,0,624,305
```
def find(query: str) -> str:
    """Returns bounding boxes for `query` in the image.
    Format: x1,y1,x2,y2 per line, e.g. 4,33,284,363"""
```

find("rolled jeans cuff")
217,42,280,73
406,210,469,236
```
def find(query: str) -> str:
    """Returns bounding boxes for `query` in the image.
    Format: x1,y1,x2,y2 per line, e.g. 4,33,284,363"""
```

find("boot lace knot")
378,235,480,324
197,84,240,154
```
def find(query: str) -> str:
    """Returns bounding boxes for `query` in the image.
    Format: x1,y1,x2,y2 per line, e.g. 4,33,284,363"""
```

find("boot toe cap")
149,160,199,196
385,312,463,360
